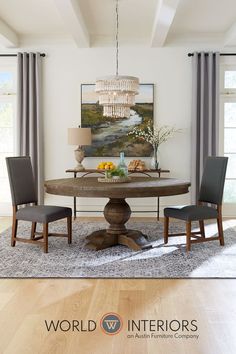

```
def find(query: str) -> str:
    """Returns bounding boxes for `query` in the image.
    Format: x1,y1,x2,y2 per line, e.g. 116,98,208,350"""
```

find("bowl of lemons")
97,162,131,183
97,161,116,171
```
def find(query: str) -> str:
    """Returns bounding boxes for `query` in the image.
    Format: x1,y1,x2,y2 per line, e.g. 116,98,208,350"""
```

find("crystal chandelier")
95,0,139,118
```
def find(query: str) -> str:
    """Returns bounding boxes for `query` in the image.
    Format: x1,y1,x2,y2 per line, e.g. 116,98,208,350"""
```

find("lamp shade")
68,128,92,146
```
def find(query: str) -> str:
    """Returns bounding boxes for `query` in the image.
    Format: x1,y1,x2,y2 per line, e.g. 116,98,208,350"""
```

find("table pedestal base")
86,198,153,251
86,229,152,251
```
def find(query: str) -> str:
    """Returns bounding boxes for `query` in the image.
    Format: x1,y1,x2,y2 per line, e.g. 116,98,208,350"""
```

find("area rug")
1,220,236,278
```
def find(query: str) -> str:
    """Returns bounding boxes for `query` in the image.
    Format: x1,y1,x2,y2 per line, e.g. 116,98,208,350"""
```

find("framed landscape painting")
81,83,154,157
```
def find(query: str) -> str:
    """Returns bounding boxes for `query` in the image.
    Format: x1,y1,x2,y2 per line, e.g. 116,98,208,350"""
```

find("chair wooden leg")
199,220,205,238
217,217,224,246
31,222,37,240
186,221,191,252
216,205,224,246
11,217,17,247
43,223,49,253
164,216,169,244
67,216,72,244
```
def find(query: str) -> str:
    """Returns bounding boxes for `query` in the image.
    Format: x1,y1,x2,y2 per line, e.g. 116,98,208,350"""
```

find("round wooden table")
44,177,190,251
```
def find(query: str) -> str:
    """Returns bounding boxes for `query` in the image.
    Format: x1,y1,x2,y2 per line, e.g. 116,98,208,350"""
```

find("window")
0,65,16,214
220,65,236,208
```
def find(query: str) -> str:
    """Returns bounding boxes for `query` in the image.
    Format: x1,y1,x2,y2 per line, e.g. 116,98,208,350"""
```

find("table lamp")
68,127,92,171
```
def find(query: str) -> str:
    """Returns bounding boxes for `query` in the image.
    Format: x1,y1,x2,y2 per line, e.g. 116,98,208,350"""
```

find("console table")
65,168,170,220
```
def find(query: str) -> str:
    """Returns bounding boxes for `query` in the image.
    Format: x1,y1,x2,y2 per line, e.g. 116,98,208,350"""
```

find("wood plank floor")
0,217,236,354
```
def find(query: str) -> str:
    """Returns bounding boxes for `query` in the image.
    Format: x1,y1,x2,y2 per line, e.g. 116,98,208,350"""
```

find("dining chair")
6,156,72,253
163,156,228,251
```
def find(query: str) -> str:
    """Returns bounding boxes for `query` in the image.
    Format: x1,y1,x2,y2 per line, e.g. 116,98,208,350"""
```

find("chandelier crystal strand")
95,0,139,118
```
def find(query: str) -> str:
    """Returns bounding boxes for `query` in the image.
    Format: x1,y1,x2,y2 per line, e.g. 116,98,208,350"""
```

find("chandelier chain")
95,0,139,118
116,0,119,76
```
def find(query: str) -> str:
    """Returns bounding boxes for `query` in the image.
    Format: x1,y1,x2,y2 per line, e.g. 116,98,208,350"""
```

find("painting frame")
81,83,154,157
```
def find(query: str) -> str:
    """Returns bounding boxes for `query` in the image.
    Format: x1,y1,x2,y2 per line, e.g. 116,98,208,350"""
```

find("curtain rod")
188,53,236,57
0,53,46,57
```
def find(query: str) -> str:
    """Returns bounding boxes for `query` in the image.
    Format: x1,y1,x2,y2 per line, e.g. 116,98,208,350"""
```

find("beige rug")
0,219,236,278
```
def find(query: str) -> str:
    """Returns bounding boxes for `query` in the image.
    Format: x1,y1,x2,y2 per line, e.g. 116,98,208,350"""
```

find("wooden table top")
45,177,190,199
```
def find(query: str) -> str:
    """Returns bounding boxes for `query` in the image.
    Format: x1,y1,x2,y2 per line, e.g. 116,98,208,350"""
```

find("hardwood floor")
0,217,236,353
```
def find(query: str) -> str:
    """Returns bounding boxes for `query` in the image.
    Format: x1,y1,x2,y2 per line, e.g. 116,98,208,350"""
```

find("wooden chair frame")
164,202,224,252
11,203,72,253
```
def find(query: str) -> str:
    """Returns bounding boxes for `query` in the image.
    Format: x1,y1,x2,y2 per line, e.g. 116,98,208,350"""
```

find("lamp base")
74,163,85,171
74,147,85,171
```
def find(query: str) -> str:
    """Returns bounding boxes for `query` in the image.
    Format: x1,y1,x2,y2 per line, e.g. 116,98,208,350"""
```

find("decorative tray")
98,177,131,183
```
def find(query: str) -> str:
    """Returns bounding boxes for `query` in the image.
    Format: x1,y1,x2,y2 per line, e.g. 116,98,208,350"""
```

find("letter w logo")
101,313,122,335
104,320,119,330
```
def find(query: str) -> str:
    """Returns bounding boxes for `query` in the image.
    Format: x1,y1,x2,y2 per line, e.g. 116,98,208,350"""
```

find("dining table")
44,177,191,251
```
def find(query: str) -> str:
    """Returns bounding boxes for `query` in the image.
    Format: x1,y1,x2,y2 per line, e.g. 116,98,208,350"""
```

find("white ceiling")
0,0,236,48
79,0,157,44
169,0,236,34
0,0,66,35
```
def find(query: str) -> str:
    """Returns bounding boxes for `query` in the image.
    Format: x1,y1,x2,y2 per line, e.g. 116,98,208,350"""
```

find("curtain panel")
191,52,220,202
17,52,44,203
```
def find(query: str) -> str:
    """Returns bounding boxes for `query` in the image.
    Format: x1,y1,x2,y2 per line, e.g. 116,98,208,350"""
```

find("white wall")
2,39,236,217
39,44,193,216
5,40,223,216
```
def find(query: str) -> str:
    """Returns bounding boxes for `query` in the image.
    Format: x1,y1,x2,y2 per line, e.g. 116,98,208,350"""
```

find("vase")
118,151,128,176
151,147,160,170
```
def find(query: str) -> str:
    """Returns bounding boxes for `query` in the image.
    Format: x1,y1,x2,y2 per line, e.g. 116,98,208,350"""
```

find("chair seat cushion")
164,205,218,221
16,205,72,223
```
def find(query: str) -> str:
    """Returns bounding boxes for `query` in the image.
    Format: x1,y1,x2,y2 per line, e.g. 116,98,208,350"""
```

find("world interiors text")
44,319,198,333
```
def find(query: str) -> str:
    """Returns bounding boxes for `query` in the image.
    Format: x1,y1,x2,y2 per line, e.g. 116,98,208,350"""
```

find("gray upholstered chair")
164,157,228,251
6,156,72,253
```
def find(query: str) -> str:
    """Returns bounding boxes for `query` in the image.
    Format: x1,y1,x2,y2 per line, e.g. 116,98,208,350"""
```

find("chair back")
198,156,228,205
6,156,37,206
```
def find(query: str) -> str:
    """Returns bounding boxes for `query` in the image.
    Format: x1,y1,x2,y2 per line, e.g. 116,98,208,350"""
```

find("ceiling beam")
0,19,19,48
224,22,236,46
54,0,90,47
151,0,180,47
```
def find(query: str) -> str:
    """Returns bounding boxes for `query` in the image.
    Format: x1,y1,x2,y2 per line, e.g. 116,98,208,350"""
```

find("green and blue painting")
81,83,154,157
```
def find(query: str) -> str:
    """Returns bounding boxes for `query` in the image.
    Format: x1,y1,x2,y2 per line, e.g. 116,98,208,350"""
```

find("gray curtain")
191,52,220,203
17,52,44,204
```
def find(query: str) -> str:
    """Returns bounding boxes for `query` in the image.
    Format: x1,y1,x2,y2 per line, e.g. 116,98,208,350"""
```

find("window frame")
220,63,236,215
0,62,17,216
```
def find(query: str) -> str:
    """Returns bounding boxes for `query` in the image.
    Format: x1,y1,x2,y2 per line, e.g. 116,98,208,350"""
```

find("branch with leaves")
128,124,182,149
